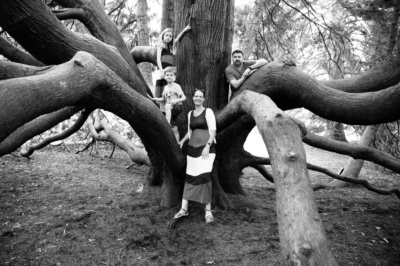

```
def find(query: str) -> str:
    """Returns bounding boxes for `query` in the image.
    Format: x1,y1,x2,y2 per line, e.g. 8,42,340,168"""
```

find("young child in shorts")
148,66,186,125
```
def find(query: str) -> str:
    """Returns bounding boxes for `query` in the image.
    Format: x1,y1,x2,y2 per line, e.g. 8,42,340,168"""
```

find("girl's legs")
165,103,172,124
205,202,213,223
172,126,180,142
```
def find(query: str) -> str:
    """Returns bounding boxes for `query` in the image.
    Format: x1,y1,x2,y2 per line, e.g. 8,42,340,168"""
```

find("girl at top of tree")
155,25,191,101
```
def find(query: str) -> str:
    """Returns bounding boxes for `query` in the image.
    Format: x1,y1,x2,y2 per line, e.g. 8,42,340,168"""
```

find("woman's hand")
184,25,191,32
201,145,210,159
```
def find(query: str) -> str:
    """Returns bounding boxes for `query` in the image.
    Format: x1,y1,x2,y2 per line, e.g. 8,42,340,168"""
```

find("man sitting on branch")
225,49,268,96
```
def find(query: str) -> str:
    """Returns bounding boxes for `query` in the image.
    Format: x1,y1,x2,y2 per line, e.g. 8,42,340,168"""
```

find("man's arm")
246,58,268,70
228,72,250,89
226,59,269,90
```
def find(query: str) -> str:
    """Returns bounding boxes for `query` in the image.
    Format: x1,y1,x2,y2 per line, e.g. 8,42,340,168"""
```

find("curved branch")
0,36,44,66
0,60,52,81
250,155,400,198
0,107,82,156
0,0,146,94
218,61,400,130
53,8,85,21
308,163,400,199
130,46,157,65
249,164,274,183
53,0,140,77
20,108,93,157
303,132,400,174
0,51,184,172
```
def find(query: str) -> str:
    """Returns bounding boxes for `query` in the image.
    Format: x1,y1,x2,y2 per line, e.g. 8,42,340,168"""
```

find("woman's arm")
178,132,189,148
201,109,217,159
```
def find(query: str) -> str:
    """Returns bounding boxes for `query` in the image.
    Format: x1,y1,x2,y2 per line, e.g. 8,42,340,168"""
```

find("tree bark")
223,61,400,125
217,116,256,195
20,108,93,157
136,0,153,89
0,52,185,173
323,121,347,142
54,0,141,77
86,110,151,166
0,36,44,66
0,107,82,156
161,0,174,30
174,0,233,112
0,0,147,95
238,91,337,265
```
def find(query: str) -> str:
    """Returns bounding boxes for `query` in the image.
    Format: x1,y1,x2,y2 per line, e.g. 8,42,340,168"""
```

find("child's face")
163,31,173,43
164,71,176,82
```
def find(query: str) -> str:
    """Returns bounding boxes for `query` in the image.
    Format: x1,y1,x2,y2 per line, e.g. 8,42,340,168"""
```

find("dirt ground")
0,144,399,266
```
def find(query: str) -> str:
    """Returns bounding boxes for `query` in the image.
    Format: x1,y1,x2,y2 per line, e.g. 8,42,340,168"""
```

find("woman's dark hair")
193,88,206,97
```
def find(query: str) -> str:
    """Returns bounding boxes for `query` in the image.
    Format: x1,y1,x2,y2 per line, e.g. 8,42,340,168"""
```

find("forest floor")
0,143,399,266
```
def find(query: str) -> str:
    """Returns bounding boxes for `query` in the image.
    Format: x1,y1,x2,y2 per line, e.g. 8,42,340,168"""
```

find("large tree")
1,0,400,265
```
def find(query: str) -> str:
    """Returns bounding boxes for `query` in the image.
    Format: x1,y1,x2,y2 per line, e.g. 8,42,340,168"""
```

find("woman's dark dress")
182,109,216,204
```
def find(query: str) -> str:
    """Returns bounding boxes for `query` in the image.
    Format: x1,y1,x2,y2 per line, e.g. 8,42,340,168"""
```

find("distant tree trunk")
241,0,262,59
161,0,174,30
136,0,153,89
330,125,379,187
323,121,347,142
324,53,348,142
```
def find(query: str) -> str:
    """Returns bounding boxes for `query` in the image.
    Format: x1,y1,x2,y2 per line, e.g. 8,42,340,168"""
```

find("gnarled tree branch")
20,108,94,157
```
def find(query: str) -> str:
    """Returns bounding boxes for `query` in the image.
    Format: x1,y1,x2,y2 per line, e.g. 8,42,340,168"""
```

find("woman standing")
175,89,217,223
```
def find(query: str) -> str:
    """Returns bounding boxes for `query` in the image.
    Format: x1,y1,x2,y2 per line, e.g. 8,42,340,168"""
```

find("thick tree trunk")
156,0,234,207
238,91,338,265
161,164,185,208
174,0,233,112
217,116,256,195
